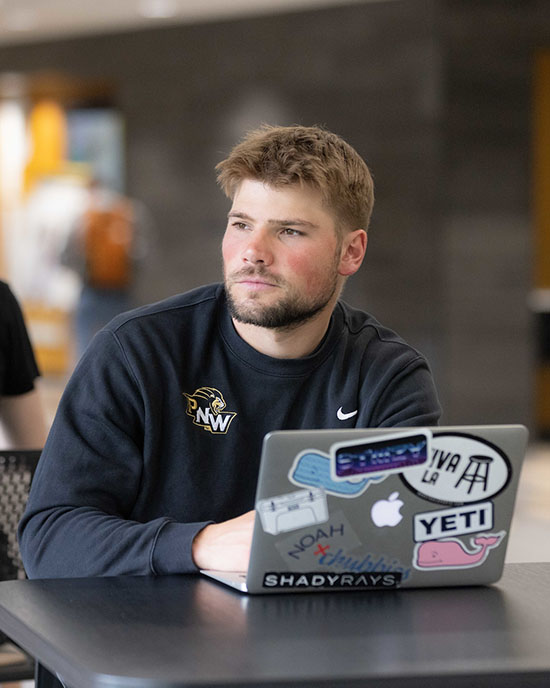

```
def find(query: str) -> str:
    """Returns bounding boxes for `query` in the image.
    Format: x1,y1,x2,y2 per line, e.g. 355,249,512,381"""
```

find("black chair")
0,448,42,681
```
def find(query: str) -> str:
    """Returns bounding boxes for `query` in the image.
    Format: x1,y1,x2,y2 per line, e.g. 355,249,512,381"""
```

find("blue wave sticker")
289,450,386,498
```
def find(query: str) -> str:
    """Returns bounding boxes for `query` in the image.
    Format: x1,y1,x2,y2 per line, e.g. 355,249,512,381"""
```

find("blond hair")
216,125,374,233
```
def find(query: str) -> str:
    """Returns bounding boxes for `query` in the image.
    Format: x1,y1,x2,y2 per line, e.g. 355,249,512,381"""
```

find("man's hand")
192,510,255,571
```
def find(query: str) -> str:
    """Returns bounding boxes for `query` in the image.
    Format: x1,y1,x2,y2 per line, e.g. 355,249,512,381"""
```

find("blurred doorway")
0,70,122,376
533,51,550,438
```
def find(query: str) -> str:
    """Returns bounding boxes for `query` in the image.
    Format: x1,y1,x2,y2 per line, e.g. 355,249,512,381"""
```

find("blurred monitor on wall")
67,108,125,192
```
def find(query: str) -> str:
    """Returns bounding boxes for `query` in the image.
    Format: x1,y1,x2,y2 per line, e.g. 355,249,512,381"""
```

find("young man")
19,125,441,579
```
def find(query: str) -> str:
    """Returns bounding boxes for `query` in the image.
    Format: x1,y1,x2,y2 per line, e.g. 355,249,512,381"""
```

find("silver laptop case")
204,425,528,594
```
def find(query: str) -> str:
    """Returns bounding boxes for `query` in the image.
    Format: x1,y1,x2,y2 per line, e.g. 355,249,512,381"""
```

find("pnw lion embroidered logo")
183,387,237,434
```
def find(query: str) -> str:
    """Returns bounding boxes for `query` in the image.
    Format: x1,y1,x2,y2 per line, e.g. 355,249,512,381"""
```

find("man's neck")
231,307,334,359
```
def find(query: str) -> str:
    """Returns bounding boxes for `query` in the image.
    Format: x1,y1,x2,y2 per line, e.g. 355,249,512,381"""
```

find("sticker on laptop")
314,547,412,581
370,491,405,528
400,432,512,505
275,510,361,570
413,501,494,541
289,450,386,498
263,571,402,590
256,487,328,535
330,430,431,483
413,531,506,570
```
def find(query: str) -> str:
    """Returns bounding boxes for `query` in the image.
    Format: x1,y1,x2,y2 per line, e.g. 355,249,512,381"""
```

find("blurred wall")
441,1,541,428
0,0,547,429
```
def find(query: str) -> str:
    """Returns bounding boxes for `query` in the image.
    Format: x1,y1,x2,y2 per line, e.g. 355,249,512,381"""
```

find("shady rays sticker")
183,387,236,434
263,571,402,590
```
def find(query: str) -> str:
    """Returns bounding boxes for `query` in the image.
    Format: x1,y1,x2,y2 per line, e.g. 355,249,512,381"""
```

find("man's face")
222,179,344,330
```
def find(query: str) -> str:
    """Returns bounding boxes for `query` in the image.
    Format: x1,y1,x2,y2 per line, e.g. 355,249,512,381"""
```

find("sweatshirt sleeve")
369,352,442,428
18,330,208,578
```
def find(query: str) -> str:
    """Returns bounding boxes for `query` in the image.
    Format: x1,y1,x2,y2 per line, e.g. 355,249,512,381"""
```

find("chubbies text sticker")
401,432,511,505
256,488,328,535
289,450,386,498
331,430,431,482
315,547,412,581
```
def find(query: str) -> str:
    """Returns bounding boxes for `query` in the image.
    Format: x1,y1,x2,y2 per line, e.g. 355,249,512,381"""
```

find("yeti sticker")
183,387,237,434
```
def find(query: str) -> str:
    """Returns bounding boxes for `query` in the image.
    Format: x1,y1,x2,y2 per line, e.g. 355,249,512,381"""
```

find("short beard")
224,269,339,331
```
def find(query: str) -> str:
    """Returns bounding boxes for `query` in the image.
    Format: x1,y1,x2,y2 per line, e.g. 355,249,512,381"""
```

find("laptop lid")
203,425,528,594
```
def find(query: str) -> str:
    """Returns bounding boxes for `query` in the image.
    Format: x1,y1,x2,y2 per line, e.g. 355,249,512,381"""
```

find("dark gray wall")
0,0,546,430
441,0,549,425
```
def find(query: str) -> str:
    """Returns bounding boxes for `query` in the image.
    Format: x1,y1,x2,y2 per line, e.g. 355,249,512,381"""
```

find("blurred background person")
0,280,47,449
60,178,152,358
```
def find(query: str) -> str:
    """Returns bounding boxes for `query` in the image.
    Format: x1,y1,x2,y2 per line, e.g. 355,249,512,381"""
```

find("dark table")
0,563,548,688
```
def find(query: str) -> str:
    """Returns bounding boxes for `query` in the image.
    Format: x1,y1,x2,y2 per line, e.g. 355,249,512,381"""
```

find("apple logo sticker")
371,492,404,528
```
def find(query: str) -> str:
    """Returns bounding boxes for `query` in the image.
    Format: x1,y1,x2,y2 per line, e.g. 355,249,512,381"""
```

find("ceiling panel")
0,0,381,45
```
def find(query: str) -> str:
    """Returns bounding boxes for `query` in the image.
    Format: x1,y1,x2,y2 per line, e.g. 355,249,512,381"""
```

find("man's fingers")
192,510,255,571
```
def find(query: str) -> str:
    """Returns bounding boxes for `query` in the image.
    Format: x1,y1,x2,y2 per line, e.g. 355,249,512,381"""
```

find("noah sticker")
401,432,511,505
274,510,360,570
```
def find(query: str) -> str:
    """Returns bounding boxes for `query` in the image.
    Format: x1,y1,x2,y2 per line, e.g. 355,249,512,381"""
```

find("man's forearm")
0,389,47,449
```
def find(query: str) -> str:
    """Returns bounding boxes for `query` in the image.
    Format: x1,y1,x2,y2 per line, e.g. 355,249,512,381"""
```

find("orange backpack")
84,201,134,289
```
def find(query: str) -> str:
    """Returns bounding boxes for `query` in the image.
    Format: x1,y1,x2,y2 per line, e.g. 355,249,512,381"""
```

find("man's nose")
242,229,274,265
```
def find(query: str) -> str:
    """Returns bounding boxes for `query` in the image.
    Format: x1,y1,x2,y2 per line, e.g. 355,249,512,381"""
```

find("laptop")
201,425,528,594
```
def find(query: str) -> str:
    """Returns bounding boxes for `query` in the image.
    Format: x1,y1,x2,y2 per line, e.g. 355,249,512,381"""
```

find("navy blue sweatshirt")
19,283,441,578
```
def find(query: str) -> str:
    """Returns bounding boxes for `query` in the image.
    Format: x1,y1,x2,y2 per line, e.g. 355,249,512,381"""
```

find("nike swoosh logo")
337,407,358,421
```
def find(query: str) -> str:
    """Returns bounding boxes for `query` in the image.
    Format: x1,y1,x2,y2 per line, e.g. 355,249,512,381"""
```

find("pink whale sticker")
413,531,505,570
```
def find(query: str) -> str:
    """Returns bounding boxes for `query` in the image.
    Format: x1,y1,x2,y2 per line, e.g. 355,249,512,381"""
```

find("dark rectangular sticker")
332,431,430,481
263,571,402,589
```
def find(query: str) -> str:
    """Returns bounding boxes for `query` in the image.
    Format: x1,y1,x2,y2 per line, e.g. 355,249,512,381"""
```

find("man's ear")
338,229,367,276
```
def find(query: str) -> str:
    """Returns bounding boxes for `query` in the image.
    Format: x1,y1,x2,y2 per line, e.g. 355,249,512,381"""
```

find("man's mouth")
231,272,280,289
236,278,278,290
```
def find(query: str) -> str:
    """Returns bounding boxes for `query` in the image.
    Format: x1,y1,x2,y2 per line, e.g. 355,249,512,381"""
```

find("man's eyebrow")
269,218,318,228
227,211,253,221
227,211,318,227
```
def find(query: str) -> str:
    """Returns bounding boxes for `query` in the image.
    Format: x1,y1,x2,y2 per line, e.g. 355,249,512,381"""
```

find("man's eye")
232,222,248,230
281,228,302,237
